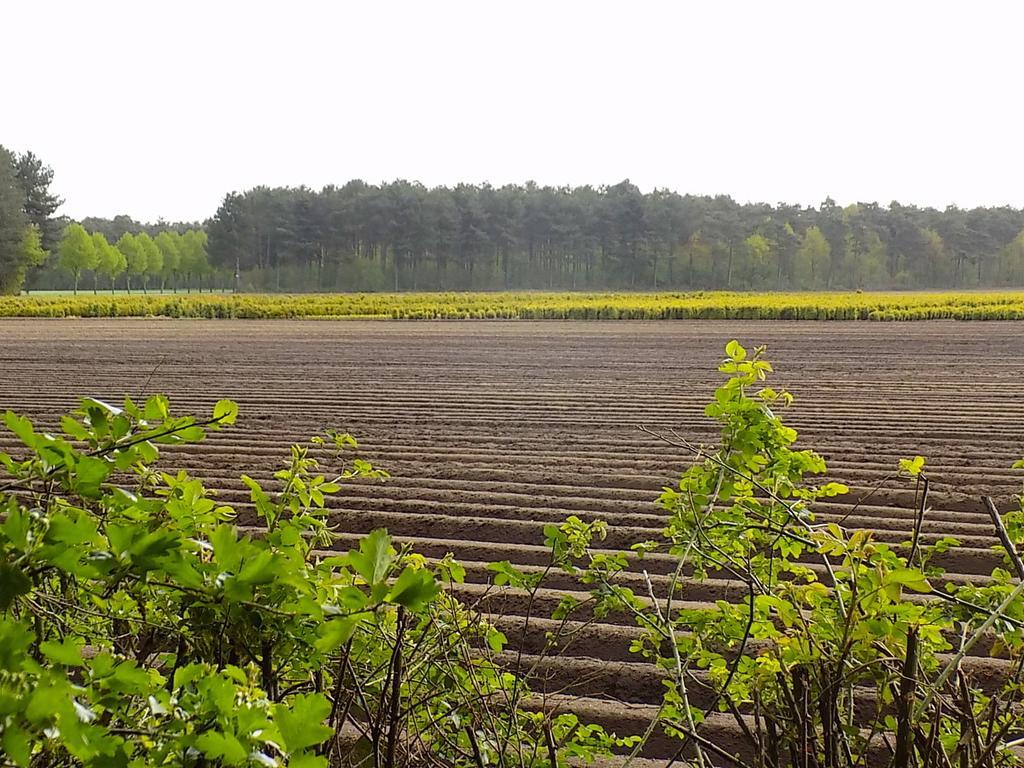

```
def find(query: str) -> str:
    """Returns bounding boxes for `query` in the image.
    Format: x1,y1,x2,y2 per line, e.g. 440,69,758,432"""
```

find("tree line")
205,182,1024,292
1,145,211,294
4,146,1024,293
57,224,211,294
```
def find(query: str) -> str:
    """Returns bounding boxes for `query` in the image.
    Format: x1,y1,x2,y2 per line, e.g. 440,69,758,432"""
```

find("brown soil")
2,318,1023,760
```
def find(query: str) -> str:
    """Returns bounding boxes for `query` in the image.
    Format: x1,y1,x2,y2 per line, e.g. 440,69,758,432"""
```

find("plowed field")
2,319,1023,762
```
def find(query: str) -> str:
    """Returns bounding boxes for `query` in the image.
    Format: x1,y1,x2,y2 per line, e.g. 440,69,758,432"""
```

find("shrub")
542,341,1024,766
0,398,630,767
3,290,1024,321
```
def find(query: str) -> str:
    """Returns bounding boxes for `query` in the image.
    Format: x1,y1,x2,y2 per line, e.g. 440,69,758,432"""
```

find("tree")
14,151,63,250
116,233,147,294
741,232,773,288
18,225,50,293
155,231,181,291
92,232,125,292
920,227,951,287
58,223,97,295
136,233,162,292
998,229,1024,286
3,224,50,296
0,146,30,294
180,230,210,292
195,181,1024,292
794,226,831,288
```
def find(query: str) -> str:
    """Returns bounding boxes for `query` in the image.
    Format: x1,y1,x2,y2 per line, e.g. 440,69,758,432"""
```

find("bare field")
2,319,1023,758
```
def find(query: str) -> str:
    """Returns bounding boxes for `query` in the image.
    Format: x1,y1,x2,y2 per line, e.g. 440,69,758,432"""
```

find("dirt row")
1,318,1023,759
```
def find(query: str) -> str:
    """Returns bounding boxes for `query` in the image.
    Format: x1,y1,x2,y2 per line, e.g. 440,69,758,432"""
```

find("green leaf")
818,482,849,497
74,455,111,498
195,731,248,765
40,637,85,666
348,528,393,586
0,563,31,609
887,568,931,593
898,456,926,477
272,693,334,753
0,619,35,667
143,395,170,423
725,340,746,361
173,425,206,443
486,628,508,653
47,511,100,547
1,725,31,766
386,566,441,611
60,415,91,441
213,399,239,426
2,506,31,550
314,618,356,653
4,411,37,448
235,550,279,586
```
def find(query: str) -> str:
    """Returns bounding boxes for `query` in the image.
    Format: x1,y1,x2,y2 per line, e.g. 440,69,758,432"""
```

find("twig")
894,627,919,768
664,725,755,768
385,607,405,768
543,719,559,768
983,496,1024,581
918,577,1024,716
908,476,930,567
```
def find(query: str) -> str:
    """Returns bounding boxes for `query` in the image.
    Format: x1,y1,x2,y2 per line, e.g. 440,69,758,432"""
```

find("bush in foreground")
0,398,631,767
538,341,1024,767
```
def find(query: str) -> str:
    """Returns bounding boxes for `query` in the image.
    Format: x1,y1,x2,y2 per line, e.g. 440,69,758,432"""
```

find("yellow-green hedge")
3,291,1024,320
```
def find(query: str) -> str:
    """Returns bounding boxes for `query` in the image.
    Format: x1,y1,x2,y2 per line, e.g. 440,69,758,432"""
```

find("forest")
201,182,1024,292
4,146,1024,294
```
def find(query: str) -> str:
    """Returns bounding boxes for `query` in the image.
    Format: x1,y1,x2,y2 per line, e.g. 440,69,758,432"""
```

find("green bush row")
3,290,1024,320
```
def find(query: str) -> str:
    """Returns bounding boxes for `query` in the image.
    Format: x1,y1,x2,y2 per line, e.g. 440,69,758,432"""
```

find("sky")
4,0,1023,222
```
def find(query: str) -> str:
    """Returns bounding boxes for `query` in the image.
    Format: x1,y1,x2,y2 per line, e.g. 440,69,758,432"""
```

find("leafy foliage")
0,398,625,767
547,340,1024,767
57,224,97,295
200,184,1024,292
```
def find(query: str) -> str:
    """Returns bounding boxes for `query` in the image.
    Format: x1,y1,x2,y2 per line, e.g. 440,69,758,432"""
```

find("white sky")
4,1,1023,222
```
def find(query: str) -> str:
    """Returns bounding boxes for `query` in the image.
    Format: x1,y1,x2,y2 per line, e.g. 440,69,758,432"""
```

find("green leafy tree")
180,229,211,292
58,223,97,295
794,225,831,288
116,232,147,294
0,146,30,294
14,150,63,251
21,225,48,269
920,227,951,286
10,225,49,295
137,232,162,293
91,232,125,292
998,229,1024,286
741,232,773,287
155,230,181,291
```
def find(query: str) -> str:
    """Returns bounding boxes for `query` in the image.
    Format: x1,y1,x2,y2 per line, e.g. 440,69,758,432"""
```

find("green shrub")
540,341,1024,766
0,398,631,767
